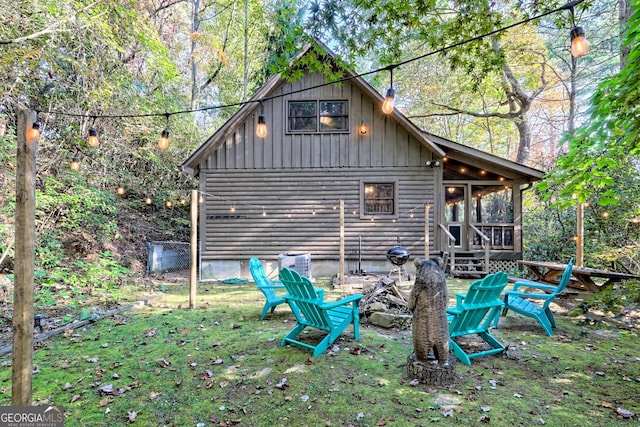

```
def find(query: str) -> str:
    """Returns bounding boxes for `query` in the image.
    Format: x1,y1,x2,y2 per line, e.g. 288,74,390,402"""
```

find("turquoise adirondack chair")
279,267,363,357
494,259,574,336
447,271,509,366
249,257,287,320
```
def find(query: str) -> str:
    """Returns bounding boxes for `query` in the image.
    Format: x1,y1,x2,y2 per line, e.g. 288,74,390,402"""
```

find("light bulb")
158,128,170,150
145,195,153,205
88,128,99,147
165,200,173,208
116,184,126,196
381,87,395,114
570,26,590,58
70,153,80,171
26,121,40,142
358,121,368,135
256,114,267,138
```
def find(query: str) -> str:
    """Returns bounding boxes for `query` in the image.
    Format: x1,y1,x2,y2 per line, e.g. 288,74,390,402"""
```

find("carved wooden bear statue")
408,258,450,365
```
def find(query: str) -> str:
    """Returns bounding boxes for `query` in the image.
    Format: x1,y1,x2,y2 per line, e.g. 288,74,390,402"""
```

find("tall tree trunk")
243,0,249,101
190,0,201,111
515,117,532,164
620,0,631,68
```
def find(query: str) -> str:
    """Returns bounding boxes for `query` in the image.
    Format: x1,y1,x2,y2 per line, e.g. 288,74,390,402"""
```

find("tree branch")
0,24,66,45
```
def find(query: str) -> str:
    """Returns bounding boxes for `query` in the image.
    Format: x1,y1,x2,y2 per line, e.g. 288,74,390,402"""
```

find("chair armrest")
504,290,553,300
319,294,363,310
455,293,467,306
261,285,286,290
512,281,558,292
446,307,462,316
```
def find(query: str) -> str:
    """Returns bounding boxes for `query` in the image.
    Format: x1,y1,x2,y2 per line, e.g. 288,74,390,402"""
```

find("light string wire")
196,189,430,219
41,0,583,121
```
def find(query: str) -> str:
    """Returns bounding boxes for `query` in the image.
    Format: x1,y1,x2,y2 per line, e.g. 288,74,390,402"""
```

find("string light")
570,26,590,58
256,101,267,138
116,184,126,196
33,0,585,158
165,200,173,208
381,67,396,115
566,1,590,58
70,149,81,171
26,114,40,142
158,114,170,150
87,127,99,147
145,194,153,205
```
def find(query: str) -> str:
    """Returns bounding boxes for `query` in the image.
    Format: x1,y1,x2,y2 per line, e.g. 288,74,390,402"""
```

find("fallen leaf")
616,407,635,418
156,358,171,367
146,328,157,337
275,378,288,390
70,394,81,403
128,410,137,422
376,418,387,426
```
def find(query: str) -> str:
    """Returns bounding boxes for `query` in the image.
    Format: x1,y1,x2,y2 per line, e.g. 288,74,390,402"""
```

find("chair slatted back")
449,271,508,337
250,257,277,299
279,268,331,330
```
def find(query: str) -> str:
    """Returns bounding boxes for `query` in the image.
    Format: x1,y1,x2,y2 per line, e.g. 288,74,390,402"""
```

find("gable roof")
180,41,446,175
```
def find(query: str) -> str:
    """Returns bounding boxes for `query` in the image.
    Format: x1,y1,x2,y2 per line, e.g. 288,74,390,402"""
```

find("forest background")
1,0,639,314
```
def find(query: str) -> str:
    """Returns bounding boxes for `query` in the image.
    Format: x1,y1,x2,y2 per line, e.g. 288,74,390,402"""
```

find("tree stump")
405,353,460,387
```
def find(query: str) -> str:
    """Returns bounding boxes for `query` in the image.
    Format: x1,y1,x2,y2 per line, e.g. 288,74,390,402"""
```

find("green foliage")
35,231,64,269
574,279,640,316
541,3,640,208
36,176,119,242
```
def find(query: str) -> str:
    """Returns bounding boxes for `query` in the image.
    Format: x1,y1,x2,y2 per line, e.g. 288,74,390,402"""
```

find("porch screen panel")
471,185,513,223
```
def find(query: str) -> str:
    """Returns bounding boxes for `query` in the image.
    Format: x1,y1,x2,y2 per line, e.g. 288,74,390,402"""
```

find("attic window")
288,100,349,133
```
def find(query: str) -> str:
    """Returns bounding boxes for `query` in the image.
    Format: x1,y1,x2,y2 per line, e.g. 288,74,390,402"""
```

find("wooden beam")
13,108,37,405
190,189,198,309
339,200,346,291
424,204,430,259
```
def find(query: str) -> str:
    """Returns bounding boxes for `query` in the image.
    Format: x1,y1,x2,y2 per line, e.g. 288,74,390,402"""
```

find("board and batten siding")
196,70,441,271
200,167,436,263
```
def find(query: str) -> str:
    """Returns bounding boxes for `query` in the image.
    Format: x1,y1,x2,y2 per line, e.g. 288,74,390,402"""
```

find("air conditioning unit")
278,253,312,279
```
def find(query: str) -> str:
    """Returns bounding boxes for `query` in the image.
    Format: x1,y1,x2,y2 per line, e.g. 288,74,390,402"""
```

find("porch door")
444,185,467,250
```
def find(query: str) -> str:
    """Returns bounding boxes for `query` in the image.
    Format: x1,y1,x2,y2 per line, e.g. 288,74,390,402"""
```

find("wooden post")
339,200,346,291
189,189,198,309
424,204,430,259
13,109,37,405
576,201,584,267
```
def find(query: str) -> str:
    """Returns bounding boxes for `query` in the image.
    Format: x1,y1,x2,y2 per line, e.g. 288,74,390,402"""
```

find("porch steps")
450,251,487,278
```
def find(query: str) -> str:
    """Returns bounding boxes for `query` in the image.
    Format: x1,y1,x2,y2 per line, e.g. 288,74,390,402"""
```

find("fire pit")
386,245,410,281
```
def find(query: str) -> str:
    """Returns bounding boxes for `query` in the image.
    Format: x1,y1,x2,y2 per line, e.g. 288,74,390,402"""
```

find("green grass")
1,279,639,426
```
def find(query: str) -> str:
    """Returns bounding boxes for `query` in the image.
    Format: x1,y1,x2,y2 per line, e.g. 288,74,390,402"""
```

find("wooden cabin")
180,42,544,281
